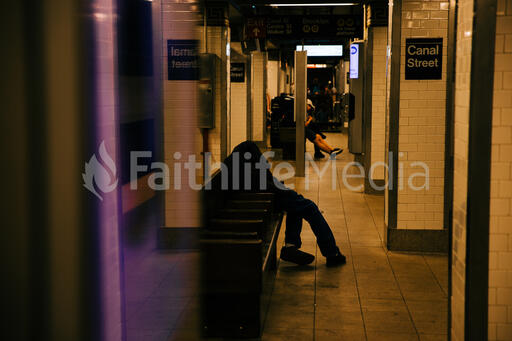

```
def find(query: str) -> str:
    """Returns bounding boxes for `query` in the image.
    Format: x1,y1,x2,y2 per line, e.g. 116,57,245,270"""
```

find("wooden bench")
201,172,285,338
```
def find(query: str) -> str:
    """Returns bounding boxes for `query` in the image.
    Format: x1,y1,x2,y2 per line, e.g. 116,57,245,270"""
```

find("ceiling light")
307,64,328,68
268,3,357,7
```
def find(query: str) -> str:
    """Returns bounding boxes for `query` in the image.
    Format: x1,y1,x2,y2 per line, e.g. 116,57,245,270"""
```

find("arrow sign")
246,18,267,39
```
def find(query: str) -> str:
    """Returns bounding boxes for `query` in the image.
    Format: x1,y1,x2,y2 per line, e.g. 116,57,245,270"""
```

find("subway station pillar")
201,3,231,162
295,50,307,177
384,0,450,252
251,51,267,145
451,0,512,339
229,42,249,151
160,0,201,245
362,2,388,194
486,3,512,339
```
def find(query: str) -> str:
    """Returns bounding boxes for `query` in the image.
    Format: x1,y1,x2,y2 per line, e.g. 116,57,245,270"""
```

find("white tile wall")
397,0,449,230
252,52,265,141
267,60,279,100
451,0,474,338
229,42,247,152
230,81,247,150
162,0,201,228
230,46,247,151
203,25,224,163
371,26,388,181
489,1,512,339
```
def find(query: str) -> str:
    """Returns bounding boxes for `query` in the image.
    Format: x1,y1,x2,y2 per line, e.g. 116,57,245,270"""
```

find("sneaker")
326,248,347,267
314,152,325,159
280,246,315,265
330,148,343,158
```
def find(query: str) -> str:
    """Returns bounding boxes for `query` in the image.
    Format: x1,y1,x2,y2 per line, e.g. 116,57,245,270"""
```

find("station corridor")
5,0,511,340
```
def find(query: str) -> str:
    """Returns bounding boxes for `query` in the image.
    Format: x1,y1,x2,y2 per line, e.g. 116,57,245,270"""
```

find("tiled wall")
267,60,279,100
279,64,293,95
279,66,286,95
371,26,388,181
230,81,246,150
489,1,512,339
397,0,449,230
201,25,226,163
230,43,247,151
451,0,474,337
162,0,201,228
385,2,393,227
252,52,265,141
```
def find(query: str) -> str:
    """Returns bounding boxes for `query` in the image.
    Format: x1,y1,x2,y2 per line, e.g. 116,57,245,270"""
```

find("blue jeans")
283,192,338,257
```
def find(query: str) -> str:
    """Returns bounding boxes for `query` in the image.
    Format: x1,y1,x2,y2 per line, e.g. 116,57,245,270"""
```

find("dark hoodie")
222,141,297,211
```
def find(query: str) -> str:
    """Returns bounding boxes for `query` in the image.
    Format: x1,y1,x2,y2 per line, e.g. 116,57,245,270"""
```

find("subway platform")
124,133,448,341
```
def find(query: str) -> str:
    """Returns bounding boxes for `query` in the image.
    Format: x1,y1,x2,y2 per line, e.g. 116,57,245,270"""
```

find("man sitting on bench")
224,141,346,267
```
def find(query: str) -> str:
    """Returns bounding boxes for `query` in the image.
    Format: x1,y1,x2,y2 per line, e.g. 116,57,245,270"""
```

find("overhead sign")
206,6,228,26
230,63,245,82
367,3,389,27
405,38,443,80
167,40,199,80
246,17,267,39
349,44,359,79
245,15,363,40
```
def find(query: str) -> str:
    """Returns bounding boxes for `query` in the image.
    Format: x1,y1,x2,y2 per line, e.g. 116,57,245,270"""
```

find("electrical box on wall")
198,54,218,129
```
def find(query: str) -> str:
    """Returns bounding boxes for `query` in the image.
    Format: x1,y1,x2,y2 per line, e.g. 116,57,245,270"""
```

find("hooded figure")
215,141,346,267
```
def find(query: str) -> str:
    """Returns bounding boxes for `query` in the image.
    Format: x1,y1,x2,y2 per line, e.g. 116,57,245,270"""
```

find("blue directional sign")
350,44,359,79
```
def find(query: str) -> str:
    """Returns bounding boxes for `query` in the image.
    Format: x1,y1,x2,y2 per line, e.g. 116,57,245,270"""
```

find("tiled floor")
124,132,448,341
259,133,448,341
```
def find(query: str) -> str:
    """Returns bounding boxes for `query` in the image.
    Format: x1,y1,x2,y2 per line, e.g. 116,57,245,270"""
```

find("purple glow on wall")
91,0,123,340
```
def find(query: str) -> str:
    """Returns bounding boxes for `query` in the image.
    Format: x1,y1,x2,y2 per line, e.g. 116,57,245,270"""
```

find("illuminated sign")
307,64,328,68
296,45,343,56
349,44,359,79
246,15,363,40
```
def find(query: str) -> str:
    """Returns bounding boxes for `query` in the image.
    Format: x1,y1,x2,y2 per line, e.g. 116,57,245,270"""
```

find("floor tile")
261,327,313,341
315,310,365,330
419,333,448,341
363,309,416,334
126,329,172,341
315,295,361,311
315,328,366,341
406,299,448,335
366,331,419,341
265,308,314,330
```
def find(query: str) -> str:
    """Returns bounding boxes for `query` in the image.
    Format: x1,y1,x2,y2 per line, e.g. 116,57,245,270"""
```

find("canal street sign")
230,63,245,83
405,38,443,80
